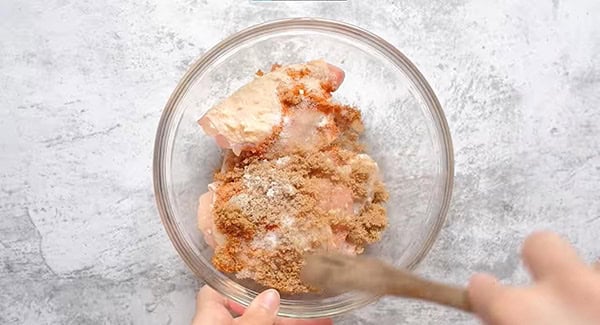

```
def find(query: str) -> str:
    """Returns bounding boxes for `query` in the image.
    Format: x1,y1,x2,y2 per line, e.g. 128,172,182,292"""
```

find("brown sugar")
209,138,389,293
205,67,389,294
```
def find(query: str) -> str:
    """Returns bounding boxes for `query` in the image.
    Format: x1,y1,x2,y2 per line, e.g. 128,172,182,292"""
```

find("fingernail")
258,289,280,311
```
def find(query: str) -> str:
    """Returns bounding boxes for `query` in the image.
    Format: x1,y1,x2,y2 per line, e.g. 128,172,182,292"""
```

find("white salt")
317,116,329,128
275,156,290,166
281,215,295,228
266,187,277,198
252,231,279,250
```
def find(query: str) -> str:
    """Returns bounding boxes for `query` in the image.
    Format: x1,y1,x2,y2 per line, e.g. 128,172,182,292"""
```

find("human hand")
468,231,600,324
192,285,333,325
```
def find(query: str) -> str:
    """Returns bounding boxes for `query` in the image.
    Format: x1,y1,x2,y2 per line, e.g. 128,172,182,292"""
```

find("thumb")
236,289,280,325
468,273,503,323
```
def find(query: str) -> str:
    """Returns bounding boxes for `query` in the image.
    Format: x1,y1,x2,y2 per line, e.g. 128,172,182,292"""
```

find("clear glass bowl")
153,18,453,319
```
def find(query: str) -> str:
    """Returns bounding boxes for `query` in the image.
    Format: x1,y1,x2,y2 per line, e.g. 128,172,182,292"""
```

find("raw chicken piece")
197,183,224,248
198,60,345,155
275,109,339,153
349,154,382,213
197,191,215,247
313,178,354,216
329,228,357,255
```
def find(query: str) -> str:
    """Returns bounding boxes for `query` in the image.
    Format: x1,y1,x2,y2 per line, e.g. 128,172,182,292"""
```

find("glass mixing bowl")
153,18,453,318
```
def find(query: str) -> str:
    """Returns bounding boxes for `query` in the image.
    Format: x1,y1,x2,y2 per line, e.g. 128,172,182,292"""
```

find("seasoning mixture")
197,60,388,293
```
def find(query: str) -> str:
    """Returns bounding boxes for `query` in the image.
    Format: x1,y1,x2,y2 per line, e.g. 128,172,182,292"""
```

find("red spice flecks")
237,125,283,160
286,67,311,80
279,84,306,108
270,63,282,71
320,81,336,94
265,224,279,231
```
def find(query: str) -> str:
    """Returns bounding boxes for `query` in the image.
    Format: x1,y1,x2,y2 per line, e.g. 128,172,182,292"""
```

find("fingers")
193,286,232,325
230,297,332,325
468,273,504,317
521,231,585,280
275,318,334,325
235,289,280,325
196,285,227,308
228,300,246,316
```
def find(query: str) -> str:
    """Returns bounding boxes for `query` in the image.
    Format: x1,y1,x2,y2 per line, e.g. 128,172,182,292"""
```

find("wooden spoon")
300,253,472,312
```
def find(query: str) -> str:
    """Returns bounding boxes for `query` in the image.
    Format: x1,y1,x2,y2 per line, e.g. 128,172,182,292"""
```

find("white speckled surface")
1,1,599,324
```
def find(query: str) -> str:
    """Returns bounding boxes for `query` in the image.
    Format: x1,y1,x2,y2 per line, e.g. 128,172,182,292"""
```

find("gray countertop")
1,0,599,324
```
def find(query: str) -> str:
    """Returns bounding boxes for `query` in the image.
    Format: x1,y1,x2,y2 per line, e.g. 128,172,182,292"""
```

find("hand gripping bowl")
153,18,453,319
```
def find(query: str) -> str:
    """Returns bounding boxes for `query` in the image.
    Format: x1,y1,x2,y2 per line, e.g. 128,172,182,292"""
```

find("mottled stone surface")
1,0,599,324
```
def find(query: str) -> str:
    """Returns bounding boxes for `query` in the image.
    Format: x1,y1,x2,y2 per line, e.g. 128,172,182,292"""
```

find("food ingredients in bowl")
196,60,389,293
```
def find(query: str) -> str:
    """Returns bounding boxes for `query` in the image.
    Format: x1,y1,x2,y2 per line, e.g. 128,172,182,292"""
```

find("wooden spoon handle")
300,253,471,312
392,277,471,312
383,269,472,312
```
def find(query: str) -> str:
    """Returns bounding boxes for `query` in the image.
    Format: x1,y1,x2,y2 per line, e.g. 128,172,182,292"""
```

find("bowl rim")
153,17,454,318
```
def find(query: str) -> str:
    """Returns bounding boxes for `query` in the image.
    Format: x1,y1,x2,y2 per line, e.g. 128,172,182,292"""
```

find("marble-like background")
1,0,599,324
